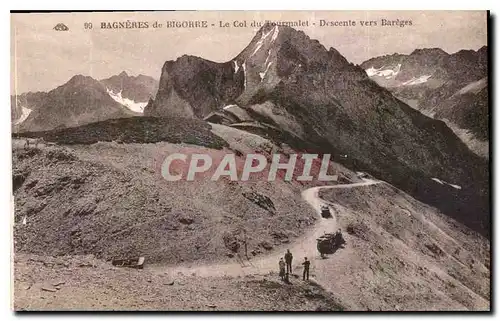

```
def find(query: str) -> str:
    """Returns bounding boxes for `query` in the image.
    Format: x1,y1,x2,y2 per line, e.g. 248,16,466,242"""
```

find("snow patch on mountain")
431,178,462,190
402,75,432,86
431,178,444,184
233,60,240,74
107,88,147,113
223,104,237,110
365,64,401,78
265,50,272,65
455,77,487,96
271,26,279,42
242,62,247,88
251,28,274,57
14,106,32,125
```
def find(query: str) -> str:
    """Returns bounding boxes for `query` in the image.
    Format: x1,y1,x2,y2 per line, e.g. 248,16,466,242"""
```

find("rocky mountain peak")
236,23,334,67
100,72,159,103
66,74,100,88
409,47,449,57
145,24,374,119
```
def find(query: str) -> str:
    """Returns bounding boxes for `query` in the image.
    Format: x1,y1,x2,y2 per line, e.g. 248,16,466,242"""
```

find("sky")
11,11,487,94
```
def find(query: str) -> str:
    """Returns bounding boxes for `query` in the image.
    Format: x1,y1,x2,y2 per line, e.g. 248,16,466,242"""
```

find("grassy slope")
14,116,229,149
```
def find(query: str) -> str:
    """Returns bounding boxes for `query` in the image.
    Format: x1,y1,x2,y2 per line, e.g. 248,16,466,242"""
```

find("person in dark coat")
279,258,286,281
284,249,293,274
302,257,310,281
334,228,345,247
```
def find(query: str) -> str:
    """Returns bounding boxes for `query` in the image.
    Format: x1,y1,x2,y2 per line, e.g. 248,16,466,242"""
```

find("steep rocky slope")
318,183,490,310
12,119,331,264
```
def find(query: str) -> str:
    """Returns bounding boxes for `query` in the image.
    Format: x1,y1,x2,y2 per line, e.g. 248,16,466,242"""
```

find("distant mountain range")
361,46,488,158
11,72,158,132
11,24,489,234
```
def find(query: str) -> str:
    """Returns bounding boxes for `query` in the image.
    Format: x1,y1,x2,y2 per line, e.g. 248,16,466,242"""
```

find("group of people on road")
278,249,310,282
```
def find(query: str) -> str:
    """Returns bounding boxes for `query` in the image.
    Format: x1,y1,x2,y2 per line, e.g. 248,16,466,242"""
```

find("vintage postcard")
11,10,490,311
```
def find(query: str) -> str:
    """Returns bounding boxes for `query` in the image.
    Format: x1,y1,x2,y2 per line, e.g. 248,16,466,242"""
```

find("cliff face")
145,56,244,118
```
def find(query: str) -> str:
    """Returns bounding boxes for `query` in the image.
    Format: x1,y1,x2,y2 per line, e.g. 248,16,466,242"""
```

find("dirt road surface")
149,179,380,280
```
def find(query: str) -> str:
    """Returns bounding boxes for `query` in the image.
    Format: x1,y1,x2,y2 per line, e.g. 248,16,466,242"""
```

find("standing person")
335,228,345,247
279,258,286,281
284,249,293,274
302,257,310,281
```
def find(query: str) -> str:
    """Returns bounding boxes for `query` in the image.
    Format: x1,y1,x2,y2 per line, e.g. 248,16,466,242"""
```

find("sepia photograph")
10,10,490,312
